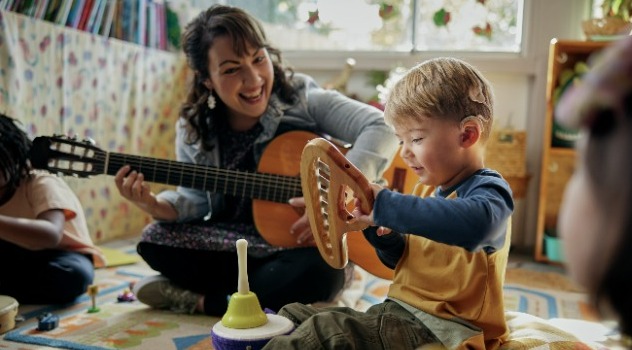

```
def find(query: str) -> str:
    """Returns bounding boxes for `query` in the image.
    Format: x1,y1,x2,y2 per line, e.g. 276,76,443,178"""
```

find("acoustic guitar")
29,131,398,279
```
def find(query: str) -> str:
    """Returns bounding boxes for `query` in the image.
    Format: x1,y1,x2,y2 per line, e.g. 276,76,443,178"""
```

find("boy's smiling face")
393,116,472,189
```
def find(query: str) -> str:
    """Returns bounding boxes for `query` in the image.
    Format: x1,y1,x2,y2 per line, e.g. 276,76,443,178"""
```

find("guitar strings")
97,152,302,204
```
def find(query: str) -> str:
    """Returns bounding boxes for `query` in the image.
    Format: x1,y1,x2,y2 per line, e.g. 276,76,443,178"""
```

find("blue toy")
37,312,59,331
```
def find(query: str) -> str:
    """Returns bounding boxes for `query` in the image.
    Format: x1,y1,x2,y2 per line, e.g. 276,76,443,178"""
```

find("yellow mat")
99,246,141,267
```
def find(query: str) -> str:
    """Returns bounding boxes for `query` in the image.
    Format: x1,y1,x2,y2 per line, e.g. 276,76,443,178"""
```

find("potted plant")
601,0,632,20
583,0,632,39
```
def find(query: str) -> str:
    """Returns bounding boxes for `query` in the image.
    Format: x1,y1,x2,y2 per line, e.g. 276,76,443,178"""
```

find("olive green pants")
263,300,440,349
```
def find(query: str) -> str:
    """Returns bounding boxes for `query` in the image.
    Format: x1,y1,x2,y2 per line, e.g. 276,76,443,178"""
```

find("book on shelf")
88,0,105,34
1,0,181,52
99,0,115,36
66,0,84,28
55,0,73,25
76,0,93,30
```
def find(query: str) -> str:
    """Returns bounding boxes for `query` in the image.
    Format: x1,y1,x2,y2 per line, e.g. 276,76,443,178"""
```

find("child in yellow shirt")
265,57,514,350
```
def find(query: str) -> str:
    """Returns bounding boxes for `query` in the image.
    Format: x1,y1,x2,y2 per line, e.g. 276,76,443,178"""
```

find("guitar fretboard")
102,153,302,203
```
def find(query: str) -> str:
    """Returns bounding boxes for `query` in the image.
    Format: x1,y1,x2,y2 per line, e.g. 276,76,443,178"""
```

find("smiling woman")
111,4,399,318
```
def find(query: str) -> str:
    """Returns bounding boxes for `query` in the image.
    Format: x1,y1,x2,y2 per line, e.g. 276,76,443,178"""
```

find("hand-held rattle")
300,138,375,269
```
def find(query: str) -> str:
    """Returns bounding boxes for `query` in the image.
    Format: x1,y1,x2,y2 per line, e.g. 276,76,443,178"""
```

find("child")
0,114,105,304
555,36,632,345
264,57,514,349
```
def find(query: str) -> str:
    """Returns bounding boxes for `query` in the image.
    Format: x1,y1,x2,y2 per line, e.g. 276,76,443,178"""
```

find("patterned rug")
0,244,618,350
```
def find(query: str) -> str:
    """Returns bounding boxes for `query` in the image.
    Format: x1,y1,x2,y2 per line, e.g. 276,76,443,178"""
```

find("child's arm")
363,226,404,269
0,209,66,250
351,182,385,227
351,183,405,268
373,178,513,252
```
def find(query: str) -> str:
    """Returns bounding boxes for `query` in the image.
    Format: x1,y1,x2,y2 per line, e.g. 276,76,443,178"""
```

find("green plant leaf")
432,8,450,27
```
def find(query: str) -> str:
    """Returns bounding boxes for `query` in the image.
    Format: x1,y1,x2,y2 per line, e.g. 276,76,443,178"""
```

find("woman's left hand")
288,197,316,246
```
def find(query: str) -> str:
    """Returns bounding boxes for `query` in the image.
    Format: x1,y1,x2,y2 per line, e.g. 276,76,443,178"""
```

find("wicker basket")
486,130,529,198
582,17,632,38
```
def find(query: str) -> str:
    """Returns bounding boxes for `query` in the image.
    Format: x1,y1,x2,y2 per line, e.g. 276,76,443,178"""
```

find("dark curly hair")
0,114,32,206
179,4,297,150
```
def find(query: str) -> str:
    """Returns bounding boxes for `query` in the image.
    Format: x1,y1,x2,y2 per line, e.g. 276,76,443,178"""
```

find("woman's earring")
207,94,216,110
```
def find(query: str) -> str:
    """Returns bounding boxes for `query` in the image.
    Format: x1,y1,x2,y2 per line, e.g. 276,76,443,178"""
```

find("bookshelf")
534,39,611,264
0,0,181,51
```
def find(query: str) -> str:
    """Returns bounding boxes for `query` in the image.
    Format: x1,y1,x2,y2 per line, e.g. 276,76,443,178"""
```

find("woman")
114,4,398,316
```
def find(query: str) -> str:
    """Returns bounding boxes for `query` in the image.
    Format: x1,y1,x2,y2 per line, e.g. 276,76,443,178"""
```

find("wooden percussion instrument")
0,295,18,335
300,137,375,269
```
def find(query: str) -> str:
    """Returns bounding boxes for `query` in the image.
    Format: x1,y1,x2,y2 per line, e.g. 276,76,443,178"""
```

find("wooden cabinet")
534,39,610,263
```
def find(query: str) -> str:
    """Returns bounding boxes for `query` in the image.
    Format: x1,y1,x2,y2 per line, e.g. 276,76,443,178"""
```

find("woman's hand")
288,197,316,246
114,165,158,212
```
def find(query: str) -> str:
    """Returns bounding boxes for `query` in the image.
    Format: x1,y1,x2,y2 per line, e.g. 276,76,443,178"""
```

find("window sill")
283,50,537,75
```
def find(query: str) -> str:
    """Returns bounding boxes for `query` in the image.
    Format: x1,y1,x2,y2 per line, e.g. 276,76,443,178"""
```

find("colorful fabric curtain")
0,10,188,242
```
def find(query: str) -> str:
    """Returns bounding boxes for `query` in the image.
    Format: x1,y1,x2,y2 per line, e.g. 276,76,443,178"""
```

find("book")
147,0,156,48
34,0,50,18
66,0,85,28
44,0,62,21
76,0,93,30
86,0,99,31
120,0,133,41
100,0,116,37
89,0,106,34
11,0,24,12
55,0,73,25
136,0,147,45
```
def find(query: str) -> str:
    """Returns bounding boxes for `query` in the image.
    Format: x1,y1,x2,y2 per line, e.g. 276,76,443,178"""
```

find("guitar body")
253,130,311,248
255,131,394,280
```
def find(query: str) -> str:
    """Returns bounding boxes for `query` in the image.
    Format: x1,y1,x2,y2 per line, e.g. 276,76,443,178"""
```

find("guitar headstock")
30,136,106,177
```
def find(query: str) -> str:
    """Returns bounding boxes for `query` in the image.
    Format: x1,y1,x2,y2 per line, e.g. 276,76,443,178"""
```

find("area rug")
4,302,219,350
0,246,610,350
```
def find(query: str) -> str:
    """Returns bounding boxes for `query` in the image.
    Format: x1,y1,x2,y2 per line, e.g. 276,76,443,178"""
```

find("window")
201,0,524,53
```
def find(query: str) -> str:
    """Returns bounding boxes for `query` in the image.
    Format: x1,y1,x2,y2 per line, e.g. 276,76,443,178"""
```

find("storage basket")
486,130,529,198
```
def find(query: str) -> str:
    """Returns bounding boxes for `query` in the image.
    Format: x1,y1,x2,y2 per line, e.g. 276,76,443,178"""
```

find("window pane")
415,0,524,52
190,0,523,53
221,0,415,51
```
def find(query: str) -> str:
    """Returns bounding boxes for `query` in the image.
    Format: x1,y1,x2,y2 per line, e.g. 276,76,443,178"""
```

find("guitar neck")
102,152,302,203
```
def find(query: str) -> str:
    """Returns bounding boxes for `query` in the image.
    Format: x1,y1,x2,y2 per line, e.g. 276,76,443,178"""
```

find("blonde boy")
264,57,514,350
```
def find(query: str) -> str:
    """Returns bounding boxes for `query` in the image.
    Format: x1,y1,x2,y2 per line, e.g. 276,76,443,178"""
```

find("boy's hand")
350,183,391,235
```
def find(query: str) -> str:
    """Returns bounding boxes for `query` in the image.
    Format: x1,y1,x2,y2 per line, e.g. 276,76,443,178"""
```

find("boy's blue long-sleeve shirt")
364,169,514,268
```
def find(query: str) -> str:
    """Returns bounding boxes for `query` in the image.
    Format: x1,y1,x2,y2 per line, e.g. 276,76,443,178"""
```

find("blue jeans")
263,300,440,349
0,239,94,304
